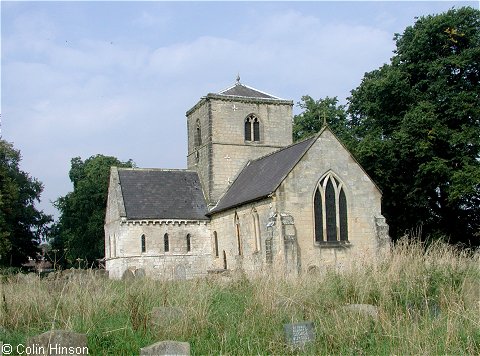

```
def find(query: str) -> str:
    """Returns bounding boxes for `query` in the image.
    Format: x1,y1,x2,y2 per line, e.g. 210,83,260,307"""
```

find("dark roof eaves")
208,194,272,216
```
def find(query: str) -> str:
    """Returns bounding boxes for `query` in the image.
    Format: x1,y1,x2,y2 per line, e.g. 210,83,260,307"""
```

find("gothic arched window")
164,233,170,252
314,173,348,243
244,114,260,142
141,234,146,253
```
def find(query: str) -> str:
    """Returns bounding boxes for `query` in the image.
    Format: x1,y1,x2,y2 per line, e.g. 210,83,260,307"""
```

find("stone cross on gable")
232,104,238,111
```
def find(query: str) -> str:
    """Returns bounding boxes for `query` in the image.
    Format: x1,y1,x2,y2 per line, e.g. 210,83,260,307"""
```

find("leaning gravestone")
284,321,315,348
26,330,88,356
140,340,190,355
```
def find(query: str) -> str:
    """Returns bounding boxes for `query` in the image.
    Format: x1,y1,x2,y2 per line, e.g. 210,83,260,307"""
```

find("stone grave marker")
284,321,315,348
121,269,135,281
140,340,190,355
174,265,186,280
26,330,88,356
135,268,146,279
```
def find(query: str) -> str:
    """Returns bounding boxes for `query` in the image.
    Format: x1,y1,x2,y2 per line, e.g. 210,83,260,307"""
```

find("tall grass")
0,239,478,354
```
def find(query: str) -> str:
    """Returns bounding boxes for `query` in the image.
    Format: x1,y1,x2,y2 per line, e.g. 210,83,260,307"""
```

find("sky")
2,0,478,219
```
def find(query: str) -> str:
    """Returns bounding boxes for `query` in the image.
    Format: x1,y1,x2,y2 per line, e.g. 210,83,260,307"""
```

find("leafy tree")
53,155,134,267
0,140,52,266
347,7,480,245
293,96,353,146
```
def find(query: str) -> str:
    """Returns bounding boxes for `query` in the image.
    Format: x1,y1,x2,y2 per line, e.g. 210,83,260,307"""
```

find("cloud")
2,4,402,218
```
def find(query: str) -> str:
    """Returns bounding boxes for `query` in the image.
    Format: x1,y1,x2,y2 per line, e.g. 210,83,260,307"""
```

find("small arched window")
213,231,219,258
164,233,170,252
235,212,242,255
314,173,348,243
194,119,202,147
141,234,146,253
186,234,191,252
244,114,260,142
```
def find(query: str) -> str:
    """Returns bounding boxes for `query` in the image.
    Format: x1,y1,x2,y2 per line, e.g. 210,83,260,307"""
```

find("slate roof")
209,136,316,214
118,169,208,220
218,82,281,99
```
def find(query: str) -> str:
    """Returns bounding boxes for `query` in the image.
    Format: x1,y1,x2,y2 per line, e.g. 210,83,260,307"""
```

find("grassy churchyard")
0,239,479,355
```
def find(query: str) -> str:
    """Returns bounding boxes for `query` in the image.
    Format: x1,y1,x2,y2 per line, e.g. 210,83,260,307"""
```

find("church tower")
186,77,293,208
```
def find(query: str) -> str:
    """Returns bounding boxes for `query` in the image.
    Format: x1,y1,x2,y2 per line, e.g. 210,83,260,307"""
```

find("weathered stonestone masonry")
105,80,390,280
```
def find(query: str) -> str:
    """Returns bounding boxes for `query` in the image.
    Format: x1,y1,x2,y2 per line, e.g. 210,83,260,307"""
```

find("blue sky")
2,1,478,219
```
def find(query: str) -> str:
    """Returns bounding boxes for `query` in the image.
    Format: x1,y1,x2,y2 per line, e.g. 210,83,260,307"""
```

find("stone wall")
105,220,212,280
209,199,273,274
274,128,387,272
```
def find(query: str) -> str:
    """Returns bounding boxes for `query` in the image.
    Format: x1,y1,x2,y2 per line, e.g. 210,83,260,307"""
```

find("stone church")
104,78,390,280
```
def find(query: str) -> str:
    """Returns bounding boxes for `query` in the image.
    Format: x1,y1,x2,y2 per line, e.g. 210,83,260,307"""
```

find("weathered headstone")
284,321,315,348
150,307,184,327
174,265,186,280
140,340,190,355
26,330,88,356
121,269,135,281
135,268,146,279
343,304,379,320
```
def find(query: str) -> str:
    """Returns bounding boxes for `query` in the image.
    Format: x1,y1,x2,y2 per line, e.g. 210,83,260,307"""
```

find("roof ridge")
217,82,282,100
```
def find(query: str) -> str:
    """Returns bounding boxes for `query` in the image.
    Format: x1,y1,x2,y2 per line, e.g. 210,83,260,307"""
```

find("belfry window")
314,173,348,243
141,234,146,253
194,119,202,147
244,114,260,142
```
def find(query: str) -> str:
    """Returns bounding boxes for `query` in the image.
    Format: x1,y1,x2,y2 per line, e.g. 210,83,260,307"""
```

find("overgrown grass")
1,239,479,355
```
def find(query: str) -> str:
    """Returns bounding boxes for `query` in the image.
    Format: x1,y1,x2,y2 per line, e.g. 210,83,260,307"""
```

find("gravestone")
135,268,146,279
174,265,186,280
284,321,315,348
121,269,135,281
140,340,190,355
150,307,184,327
26,330,88,355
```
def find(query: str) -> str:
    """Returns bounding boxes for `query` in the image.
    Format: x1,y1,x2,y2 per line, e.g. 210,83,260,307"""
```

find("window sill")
315,241,351,248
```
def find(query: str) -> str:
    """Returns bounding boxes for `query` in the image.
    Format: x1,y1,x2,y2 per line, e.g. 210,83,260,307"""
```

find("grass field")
1,239,479,355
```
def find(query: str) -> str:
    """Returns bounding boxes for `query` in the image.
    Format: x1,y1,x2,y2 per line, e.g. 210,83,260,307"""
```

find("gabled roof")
209,136,316,214
118,169,208,220
218,81,282,100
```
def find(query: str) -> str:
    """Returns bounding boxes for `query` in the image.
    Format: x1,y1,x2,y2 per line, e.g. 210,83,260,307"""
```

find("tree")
52,155,134,267
293,96,353,146
347,7,480,245
0,140,52,266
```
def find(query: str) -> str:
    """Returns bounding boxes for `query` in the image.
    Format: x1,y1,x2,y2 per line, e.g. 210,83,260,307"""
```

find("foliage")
347,7,480,245
52,155,134,267
1,240,479,354
0,140,52,266
293,96,353,147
